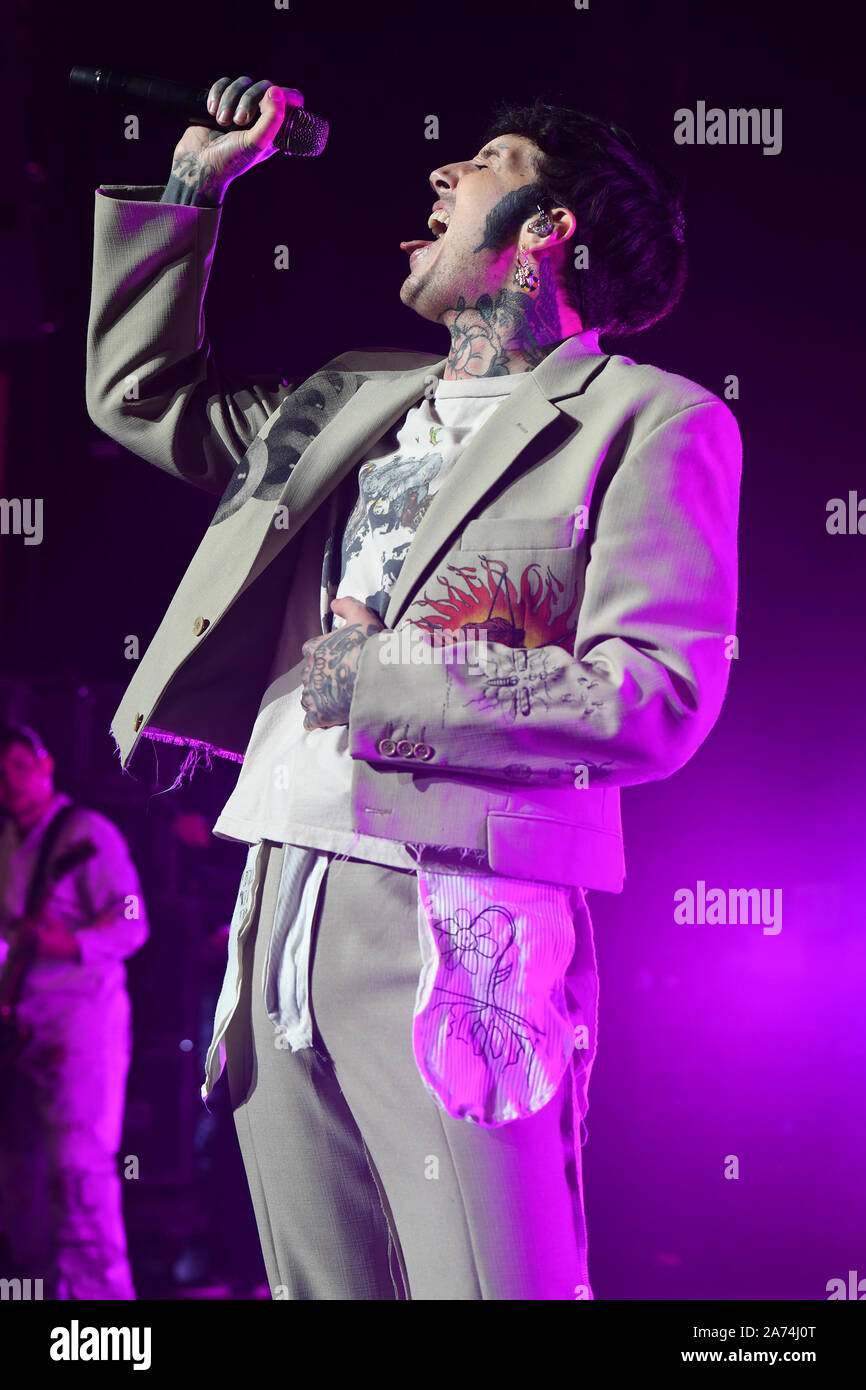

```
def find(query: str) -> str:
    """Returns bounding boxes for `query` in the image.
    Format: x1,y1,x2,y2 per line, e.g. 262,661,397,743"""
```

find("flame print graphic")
406,556,579,652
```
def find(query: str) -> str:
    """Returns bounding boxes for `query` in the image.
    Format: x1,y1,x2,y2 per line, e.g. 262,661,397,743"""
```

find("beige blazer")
85,186,742,892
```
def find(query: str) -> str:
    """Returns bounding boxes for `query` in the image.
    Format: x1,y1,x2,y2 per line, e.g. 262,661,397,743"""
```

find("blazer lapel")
237,358,449,577
383,347,608,627
279,367,442,522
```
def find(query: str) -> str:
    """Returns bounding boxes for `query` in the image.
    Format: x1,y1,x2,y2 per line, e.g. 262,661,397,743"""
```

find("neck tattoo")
441,260,565,379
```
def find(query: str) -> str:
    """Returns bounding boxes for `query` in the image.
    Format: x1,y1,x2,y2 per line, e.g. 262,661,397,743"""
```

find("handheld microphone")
69,66,329,157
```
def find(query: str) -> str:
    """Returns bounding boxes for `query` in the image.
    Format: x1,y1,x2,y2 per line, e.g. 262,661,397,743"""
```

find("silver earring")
514,247,539,292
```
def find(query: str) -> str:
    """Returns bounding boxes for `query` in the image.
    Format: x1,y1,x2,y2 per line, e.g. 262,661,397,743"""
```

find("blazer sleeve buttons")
192,615,210,636
375,737,435,760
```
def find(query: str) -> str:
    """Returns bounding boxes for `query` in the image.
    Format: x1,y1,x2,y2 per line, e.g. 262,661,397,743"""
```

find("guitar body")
0,838,98,1071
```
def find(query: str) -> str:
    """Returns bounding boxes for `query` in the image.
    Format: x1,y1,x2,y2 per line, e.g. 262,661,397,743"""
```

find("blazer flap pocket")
486,811,625,892
460,514,577,551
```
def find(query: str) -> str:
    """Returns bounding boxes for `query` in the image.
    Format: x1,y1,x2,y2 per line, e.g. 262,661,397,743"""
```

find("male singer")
85,77,741,1299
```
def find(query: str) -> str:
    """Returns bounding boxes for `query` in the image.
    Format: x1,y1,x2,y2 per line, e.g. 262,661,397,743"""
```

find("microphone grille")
275,107,329,157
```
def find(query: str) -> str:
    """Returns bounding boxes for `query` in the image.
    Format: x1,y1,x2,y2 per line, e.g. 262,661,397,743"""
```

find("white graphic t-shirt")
212,371,526,859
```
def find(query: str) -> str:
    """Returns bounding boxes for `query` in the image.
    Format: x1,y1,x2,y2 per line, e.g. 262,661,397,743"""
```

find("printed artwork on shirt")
339,448,448,619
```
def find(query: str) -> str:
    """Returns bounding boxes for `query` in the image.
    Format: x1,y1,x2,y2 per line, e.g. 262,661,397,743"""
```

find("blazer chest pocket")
459,514,579,551
445,514,585,651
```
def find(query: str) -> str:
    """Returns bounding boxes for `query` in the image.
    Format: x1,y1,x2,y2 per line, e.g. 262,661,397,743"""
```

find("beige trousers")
224,841,594,1300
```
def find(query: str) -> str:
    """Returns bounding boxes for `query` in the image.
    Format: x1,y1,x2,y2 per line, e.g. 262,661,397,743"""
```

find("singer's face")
399,134,546,319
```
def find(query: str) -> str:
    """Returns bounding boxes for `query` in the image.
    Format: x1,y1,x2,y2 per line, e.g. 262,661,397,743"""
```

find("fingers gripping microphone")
69,66,329,156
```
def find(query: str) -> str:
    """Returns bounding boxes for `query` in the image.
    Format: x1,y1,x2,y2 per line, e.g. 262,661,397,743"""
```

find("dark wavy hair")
0,723,48,758
479,101,686,337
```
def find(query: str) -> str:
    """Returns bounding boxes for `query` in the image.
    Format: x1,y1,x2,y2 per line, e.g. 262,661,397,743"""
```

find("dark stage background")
0,0,863,1300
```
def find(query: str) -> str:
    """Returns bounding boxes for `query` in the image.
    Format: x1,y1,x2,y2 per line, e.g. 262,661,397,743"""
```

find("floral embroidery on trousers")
413,870,589,1127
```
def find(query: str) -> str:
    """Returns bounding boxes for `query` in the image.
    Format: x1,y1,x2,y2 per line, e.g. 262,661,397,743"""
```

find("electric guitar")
0,837,100,1069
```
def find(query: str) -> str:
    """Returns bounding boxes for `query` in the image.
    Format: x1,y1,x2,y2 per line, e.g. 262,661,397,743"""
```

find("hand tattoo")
159,126,261,207
299,621,382,730
160,151,227,207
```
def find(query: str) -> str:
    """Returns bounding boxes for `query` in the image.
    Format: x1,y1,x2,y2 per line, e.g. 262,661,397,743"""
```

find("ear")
523,205,578,249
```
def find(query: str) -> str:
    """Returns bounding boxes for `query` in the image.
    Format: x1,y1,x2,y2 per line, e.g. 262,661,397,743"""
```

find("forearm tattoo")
300,622,381,726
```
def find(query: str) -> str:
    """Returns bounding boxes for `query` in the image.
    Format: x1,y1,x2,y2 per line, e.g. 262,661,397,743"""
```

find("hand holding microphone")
166,77,304,206
69,67,328,206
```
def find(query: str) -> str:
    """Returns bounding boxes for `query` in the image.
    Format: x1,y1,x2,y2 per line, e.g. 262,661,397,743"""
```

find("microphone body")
69,66,328,157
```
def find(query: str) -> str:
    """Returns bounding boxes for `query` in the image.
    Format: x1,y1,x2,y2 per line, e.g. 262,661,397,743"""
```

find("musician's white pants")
0,983,136,1300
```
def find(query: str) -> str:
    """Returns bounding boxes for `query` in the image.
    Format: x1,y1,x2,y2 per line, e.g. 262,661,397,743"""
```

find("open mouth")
426,207,452,238
400,206,453,267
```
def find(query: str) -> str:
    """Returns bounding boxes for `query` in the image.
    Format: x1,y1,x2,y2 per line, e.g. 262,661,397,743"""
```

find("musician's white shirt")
0,791,149,1003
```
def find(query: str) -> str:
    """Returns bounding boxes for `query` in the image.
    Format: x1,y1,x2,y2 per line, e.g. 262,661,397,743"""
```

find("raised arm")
85,78,306,495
